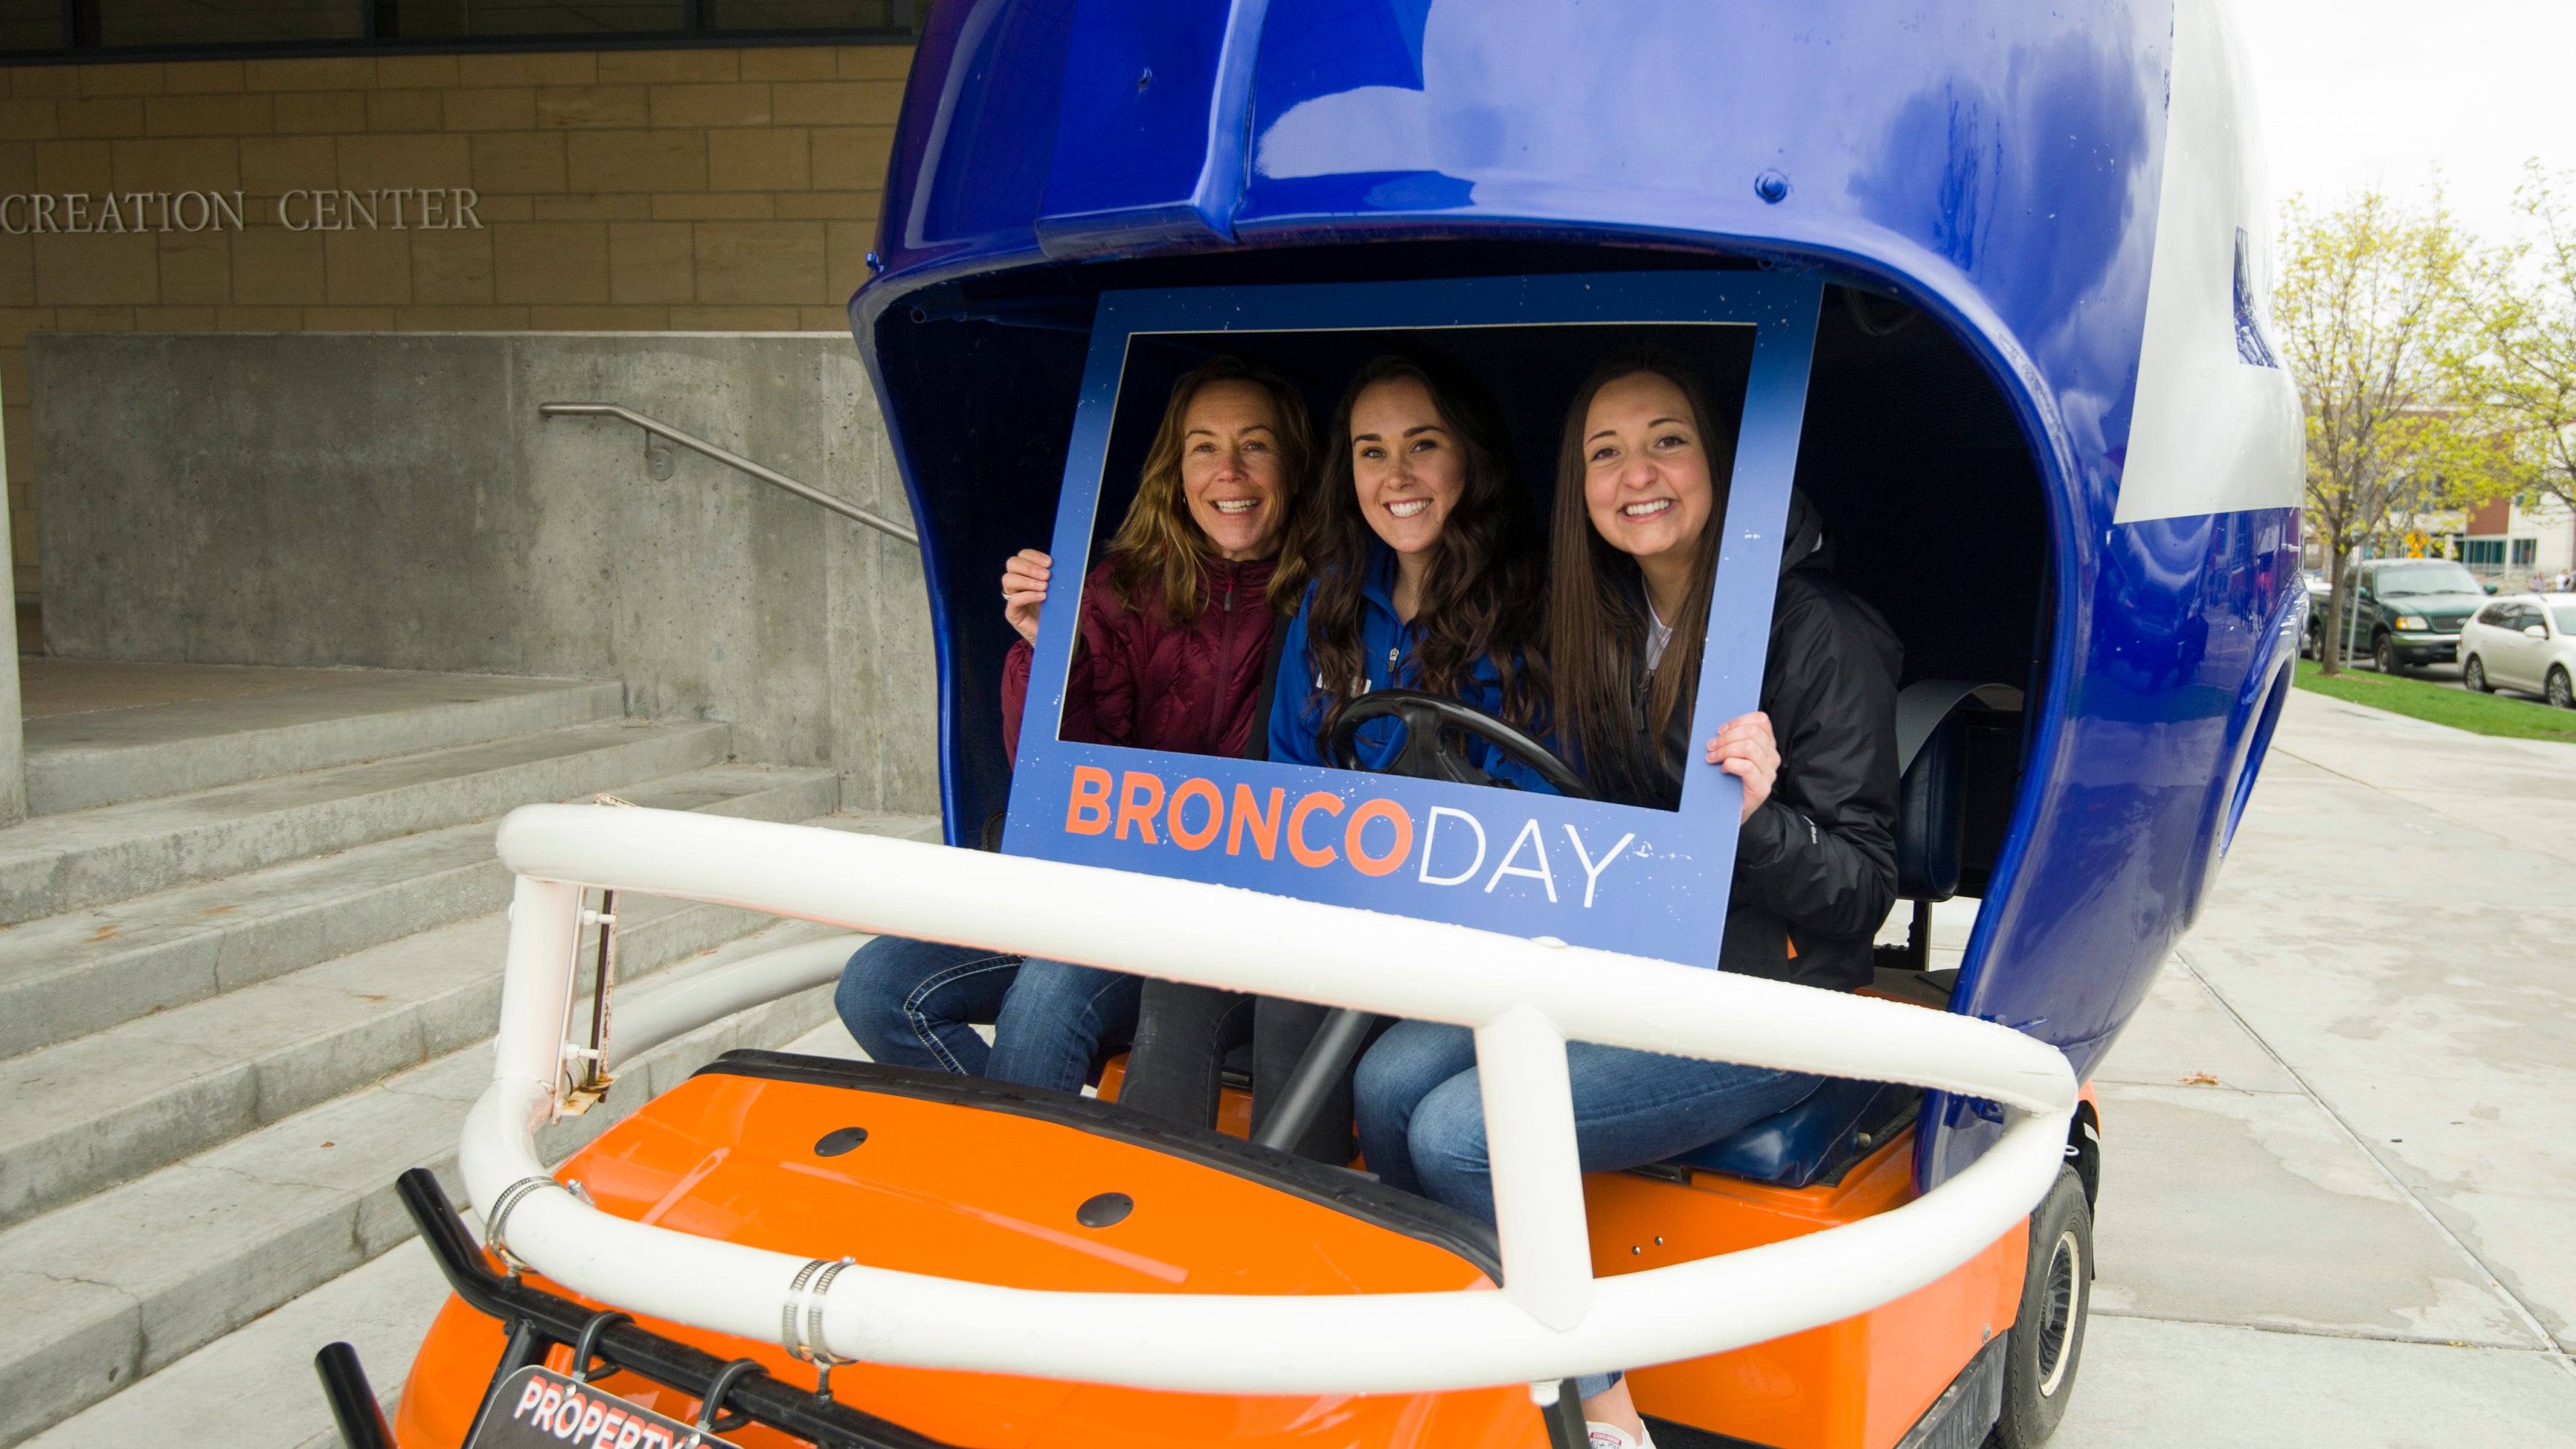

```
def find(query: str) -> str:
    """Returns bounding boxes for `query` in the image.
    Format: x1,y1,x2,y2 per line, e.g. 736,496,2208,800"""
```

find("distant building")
2453,495,2576,589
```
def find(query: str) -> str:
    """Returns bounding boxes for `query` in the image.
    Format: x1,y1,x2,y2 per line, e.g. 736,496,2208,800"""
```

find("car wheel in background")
2550,667,2574,710
2373,634,2404,674
2301,624,2318,661
2465,656,2492,693
1992,1166,2093,1449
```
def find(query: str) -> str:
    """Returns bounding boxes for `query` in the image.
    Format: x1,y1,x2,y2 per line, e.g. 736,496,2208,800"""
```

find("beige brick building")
0,40,914,601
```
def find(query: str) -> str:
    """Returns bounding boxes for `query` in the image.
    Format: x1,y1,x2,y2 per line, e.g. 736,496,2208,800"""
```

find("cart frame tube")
460,804,2076,1395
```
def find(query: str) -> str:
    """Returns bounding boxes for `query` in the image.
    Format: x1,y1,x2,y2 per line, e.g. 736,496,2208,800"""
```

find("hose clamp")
482,1174,567,1272
781,1255,858,1367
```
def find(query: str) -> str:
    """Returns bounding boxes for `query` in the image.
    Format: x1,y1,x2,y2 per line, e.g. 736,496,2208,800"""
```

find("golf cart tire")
1990,1166,2092,1449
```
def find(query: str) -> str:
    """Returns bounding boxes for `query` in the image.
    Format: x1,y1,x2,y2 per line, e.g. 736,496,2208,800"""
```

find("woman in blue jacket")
1265,352,1553,779
1119,352,1553,1161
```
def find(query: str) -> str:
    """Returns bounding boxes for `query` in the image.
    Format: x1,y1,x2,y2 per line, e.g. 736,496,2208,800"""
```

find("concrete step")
17,1235,448,1449
0,763,840,1062
0,779,864,1231
0,718,730,928
23,670,627,816
20,1014,877,1449
0,916,878,1447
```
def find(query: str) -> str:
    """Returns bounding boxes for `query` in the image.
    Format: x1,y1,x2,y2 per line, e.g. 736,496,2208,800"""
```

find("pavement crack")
2267,744,2381,791
2179,946,2576,1378
2094,1306,2547,1351
24,1265,142,1306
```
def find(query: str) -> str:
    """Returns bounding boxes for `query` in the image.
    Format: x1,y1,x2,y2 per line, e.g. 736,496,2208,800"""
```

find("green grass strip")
2294,659,2576,743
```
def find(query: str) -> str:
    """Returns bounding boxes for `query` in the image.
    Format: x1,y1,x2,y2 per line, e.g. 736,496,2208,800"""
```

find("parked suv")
2306,559,2492,673
2461,594,2576,708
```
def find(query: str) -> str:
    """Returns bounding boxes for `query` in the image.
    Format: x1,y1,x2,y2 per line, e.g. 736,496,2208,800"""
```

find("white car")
2459,593,2576,708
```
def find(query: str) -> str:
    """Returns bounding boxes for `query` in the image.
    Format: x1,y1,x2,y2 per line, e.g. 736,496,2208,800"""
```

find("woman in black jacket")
1350,355,1901,1449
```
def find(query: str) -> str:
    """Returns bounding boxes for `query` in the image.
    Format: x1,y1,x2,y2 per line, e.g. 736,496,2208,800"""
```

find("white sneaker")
1586,1424,1656,1449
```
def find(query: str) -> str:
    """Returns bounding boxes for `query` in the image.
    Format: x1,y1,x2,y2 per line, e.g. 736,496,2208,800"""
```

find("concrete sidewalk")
2055,687,2576,1445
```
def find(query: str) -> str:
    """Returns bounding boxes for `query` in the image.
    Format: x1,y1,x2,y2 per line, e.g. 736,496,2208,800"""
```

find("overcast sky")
2234,0,2575,245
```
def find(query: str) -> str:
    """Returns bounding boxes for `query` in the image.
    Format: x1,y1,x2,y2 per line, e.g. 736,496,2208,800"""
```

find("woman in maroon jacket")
834,356,1313,1092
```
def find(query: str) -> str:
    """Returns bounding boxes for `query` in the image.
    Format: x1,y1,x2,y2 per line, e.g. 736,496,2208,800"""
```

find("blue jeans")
1353,1019,1821,1400
832,935,1140,1095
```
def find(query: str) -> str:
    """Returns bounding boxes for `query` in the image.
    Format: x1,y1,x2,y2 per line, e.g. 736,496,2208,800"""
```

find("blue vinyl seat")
1665,1077,1922,1188
1656,681,2011,1189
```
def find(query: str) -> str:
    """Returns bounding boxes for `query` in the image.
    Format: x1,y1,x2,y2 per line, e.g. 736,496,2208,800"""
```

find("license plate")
470,1365,736,1449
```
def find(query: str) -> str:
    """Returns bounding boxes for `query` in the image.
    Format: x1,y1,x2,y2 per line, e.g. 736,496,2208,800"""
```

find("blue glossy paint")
1033,0,1268,254
848,0,2307,1193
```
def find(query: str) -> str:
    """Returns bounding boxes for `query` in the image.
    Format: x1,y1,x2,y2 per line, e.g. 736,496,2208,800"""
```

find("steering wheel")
1327,689,1593,798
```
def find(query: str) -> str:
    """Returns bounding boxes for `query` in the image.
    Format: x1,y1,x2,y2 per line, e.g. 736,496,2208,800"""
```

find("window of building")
386,0,691,39
8,0,911,55
0,0,60,47
707,0,895,29
2465,537,2506,570
2511,537,2539,567
104,0,359,46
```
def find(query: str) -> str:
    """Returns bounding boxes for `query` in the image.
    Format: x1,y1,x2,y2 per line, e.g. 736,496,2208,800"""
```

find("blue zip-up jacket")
1266,543,1560,793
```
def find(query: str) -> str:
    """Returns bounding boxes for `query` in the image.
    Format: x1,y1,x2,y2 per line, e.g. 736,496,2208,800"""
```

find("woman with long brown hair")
1352,354,1902,1449
834,354,1315,1093
1118,350,1557,1164
1264,350,1553,771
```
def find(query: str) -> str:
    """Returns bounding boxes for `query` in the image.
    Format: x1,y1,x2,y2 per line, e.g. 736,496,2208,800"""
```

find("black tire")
2551,667,2575,711
2373,633,2404,674
2300,624,2318,662
2465,657,2492,693
1991,1167,2092,1449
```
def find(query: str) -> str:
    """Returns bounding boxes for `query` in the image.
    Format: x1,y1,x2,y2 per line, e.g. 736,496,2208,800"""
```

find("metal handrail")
538,402,918,545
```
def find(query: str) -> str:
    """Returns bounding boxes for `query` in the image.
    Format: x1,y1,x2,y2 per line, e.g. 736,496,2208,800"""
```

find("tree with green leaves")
2275,189,2500,674
2482,163,2576,527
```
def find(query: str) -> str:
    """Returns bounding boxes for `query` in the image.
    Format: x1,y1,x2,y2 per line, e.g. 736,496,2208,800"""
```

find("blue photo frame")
1004,272,1823,966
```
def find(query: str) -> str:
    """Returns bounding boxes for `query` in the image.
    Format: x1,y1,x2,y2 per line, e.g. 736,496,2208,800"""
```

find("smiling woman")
1087,360,1312,642
1273,351,1553,776
831,354,1317,1121
1552,360,1737,811
1111,351,1561,1164
996,354,1317,758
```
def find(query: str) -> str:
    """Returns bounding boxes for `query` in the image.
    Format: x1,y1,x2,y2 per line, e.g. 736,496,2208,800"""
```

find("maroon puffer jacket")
1001,553,1280,760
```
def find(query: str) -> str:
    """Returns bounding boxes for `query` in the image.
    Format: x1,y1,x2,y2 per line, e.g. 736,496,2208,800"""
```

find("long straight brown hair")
1104,354,1315,625
1297,352,1548,752
1545,355,1735,805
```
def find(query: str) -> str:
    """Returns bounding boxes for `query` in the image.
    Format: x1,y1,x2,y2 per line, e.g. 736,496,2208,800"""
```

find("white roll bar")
463,805,2074,1395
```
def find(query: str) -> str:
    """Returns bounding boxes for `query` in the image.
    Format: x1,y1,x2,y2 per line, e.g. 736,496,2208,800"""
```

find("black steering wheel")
1328,689,1593,799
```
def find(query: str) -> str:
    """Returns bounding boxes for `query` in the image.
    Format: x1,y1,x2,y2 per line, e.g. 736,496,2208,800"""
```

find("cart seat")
1649,683,1995,1189
1662,1077,1922,1188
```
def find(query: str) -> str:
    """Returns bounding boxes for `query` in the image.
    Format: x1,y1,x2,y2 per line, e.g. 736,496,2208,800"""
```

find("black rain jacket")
1626,490,1902,991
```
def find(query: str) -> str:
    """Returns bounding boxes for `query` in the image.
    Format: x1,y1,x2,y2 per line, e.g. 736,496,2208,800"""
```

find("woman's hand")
1002,549,1052,644
1706,711,1778,824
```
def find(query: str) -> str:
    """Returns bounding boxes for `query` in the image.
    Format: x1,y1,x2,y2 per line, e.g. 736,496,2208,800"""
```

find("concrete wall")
0,42,914,596
0,375,20,825
31,330,935,811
